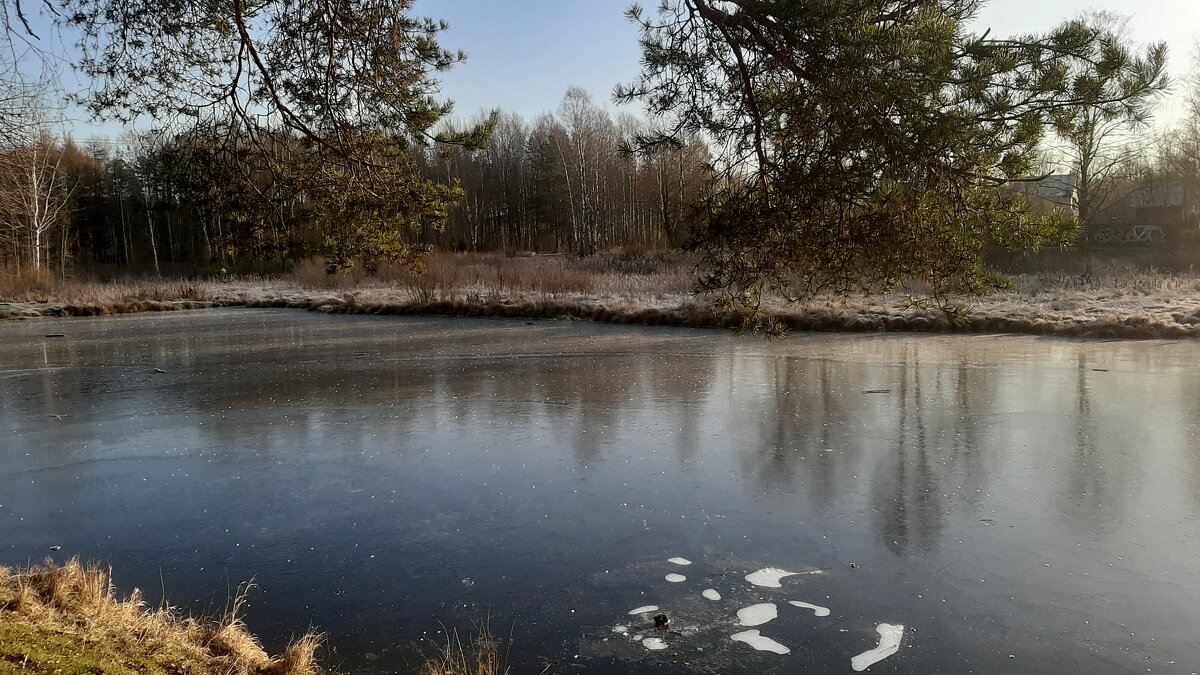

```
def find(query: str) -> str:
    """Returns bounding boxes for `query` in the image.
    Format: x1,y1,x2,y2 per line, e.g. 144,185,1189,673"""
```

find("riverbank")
3,252,1200,338
0,558,506,675
0,558,323,674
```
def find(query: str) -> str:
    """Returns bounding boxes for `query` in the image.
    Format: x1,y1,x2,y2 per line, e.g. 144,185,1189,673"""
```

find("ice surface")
745,567,797,588
730,629,790,654
788,600,831,617
737,603,778,627
851,623,904,671
642,637,668,651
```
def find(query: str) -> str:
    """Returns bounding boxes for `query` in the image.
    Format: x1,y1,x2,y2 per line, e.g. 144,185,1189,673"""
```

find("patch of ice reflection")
788,600,831,617
642,637,668,651
736,603,778,626
730,629,790,654
745,567,797,588
665,573,687,583
668,557,692,565
702,589,721,601
851,623,904,672
628,605,659,615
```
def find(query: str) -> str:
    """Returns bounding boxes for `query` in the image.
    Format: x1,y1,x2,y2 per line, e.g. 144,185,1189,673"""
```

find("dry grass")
0,557,325,675
421,622,510,675
0,269,214,306
293,259,370,291
4,251,1200,338
387,251,697,302
0,268,62,302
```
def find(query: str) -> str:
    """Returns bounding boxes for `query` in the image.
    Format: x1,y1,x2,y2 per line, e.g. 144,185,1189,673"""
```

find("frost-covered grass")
4,252,1200,338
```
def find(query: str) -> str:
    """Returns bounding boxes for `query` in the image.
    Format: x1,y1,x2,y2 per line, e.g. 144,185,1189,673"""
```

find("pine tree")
618,0,1168,316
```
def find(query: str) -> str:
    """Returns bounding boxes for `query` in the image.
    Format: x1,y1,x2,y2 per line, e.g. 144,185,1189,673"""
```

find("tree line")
0,86,713,275
0,0,1183,302
425,88,711,254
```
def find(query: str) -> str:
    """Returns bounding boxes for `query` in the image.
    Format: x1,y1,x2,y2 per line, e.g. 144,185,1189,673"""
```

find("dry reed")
0,557,325,675
4,251,1200,339
420,622,510,675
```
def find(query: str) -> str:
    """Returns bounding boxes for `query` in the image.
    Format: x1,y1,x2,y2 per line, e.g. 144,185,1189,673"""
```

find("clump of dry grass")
125,280,212,302
0,269,213,306
0,557,325,675
0,268,63,303
392,251,697,302
421,622,510,675
293,258,371,290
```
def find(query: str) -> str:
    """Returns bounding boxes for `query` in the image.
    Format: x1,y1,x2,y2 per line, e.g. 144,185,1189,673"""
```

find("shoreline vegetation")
0,558,323,674
2,251,1200,339
0,558,506,675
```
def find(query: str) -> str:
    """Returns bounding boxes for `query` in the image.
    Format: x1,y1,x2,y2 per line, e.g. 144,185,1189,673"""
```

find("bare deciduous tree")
0,136,78,271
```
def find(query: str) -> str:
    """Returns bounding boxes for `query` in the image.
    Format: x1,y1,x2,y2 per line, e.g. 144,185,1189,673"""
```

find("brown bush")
293,258,368,290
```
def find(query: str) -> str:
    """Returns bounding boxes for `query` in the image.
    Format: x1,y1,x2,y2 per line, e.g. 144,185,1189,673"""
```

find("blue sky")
408,0,645,122
415,0,1200,123
19,0,1200,138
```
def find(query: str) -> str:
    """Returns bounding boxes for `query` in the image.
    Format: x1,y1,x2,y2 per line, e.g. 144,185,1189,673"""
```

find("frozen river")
2,309,1198,673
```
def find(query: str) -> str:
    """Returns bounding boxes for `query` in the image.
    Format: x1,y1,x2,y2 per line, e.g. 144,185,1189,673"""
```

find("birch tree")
0,137,77,271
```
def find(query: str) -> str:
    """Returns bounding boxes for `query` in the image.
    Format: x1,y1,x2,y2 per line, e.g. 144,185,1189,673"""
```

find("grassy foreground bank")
3,252,1200,338
1,559,507,675
0,558,322,674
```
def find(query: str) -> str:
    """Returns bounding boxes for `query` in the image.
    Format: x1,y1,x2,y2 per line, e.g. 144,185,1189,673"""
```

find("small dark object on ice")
49,545,61,551
526,322,534,325
153,368,167,374
654,614,670,629
44,333,65,338
861,389,891,394
849,562,858,569
1092,368,1109,372
352,352,368,357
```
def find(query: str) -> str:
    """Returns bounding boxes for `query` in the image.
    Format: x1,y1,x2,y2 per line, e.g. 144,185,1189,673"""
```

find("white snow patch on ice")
851,623,904,672
702,589,722,601
668,557,692,565
642,637,668,651
628,605,659,615
730,630,790,654
736,603,778,627
788,600,831,617
745,567,798,588
665,573,687,583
